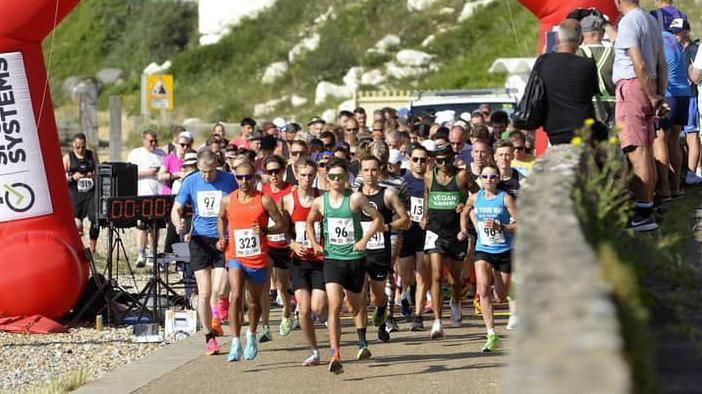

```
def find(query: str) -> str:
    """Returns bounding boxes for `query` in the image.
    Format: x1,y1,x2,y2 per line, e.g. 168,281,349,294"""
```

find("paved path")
124,303,507,393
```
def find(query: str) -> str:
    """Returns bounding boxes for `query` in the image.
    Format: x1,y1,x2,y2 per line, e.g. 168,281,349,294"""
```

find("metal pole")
109,96,122,162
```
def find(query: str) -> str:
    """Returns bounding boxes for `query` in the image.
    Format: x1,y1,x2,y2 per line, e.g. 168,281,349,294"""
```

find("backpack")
514,54,548,130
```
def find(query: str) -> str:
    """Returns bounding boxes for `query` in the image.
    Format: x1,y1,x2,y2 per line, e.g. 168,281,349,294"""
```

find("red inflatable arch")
0,0,87,319
517,0,620,157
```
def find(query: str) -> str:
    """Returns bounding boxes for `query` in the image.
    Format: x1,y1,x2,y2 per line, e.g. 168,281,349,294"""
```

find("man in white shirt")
691,49,702,84
128,129,166,266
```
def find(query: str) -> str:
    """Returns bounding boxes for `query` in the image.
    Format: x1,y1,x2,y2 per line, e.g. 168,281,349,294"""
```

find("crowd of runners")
63,0,702,375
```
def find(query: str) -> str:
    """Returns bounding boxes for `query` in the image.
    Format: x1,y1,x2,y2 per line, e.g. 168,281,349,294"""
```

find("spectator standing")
612,0,668,231
537,19,598,145
63,133,100,253
231,118,256,150
128,129,166,266
675,21,702,183
577,15,616,125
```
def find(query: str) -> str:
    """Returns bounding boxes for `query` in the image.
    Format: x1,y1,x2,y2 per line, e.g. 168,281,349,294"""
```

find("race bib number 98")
328,217,355,245
196,191,221,217
361,221,385,250
234,228,261,257
477,221,506,246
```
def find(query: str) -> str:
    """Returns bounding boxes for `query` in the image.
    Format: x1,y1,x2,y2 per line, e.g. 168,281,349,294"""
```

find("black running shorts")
290,258,325,291
323,258,366,294
474,250,512,273
189,235,226,271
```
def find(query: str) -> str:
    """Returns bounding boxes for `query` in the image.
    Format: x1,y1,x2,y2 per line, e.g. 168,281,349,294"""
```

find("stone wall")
505,145,631,394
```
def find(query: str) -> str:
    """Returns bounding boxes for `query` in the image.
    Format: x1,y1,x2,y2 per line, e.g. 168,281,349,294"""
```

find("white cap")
421,139,436,152
434,110,455,125
388,149,403,165
273,117,286,129
178,131,194,142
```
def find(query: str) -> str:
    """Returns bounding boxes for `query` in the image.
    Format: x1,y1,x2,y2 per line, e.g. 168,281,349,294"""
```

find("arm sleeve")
615,18,638,49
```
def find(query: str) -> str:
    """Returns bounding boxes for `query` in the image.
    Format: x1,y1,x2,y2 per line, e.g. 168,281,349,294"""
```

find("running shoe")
205,337,219,355
328,349,343,373
258,324,273,343
136,255,146,268
628,214,658,232
449,298,462,328
227,340,242,362
385,316,399,333
302,350,320,366
409,315,424,332
401,299,412,318
279,315,294,337
482,333,501,352
217,298,230,323
377,323,390,343
506,315,519,331
356,346,372,360
371,307,385,327
292,310,300,330
244,331,259,360
211,317,224,337
429,320,444,339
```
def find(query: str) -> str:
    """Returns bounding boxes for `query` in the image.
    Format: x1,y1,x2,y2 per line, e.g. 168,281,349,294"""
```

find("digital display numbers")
107,195,175,224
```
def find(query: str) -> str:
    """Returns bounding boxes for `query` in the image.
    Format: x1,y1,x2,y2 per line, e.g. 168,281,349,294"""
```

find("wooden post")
109,96,122,162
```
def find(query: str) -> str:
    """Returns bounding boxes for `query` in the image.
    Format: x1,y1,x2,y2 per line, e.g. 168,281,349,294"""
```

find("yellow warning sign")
146,74,173,111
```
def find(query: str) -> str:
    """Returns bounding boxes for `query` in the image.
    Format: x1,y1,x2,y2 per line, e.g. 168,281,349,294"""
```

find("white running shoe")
449,298,462,328
506,315,519,330
429,319,444,339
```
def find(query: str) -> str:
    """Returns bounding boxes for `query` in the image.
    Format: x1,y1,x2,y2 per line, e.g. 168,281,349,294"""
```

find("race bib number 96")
196,191,221,217
234,228,261,257
328,217,355,245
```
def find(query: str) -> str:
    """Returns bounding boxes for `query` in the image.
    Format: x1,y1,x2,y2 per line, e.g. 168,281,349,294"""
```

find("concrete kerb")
75,332,228,394
504,145,631,394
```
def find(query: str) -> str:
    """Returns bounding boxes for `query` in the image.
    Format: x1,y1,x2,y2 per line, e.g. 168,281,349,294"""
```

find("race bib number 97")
328,217,355,245
234,228,261,257
196,191,221,217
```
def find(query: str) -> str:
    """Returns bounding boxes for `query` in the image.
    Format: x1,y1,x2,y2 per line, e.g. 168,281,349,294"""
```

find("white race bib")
266,216,287,242
295,221,321,248
361,221,385,250
327,217,355,245
477,221,506,246
410,196,424,222
196,191,221,217
424,230,439,250
234,228,261,257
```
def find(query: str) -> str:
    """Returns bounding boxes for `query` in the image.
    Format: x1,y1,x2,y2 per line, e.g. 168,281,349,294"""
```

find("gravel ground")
0,327,164,392
0,229,180,392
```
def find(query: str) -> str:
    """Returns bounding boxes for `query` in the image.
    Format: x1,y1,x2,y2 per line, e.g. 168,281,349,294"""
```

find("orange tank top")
225,190,269,268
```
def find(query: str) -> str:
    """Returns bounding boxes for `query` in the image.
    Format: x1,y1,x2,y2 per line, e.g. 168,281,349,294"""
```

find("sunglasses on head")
435,157,450,166
328,173,346,181
480,174,499,180
235,174,254,181
266,168,282,175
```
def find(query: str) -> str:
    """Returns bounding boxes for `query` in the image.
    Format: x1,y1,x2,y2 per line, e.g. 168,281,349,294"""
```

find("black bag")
514,54,548,130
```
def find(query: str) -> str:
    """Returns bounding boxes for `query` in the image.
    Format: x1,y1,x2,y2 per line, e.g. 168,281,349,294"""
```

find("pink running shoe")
206,337,219,355
217,298,230,323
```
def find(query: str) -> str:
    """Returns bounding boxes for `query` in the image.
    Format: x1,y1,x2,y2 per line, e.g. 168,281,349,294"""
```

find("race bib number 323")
234,228,261,257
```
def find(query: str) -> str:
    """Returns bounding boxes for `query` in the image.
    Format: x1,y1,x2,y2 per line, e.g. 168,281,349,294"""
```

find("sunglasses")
480,174,499,180
411,157,428,163
514,146,526,152
435,158,450,166
328,173,346,181
318,162,327,168
179,143,190,148
372,128,383,132
235,174,254,181
147,139,158,144
266,168,282,175
346,128,359,133
291,151,304,156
